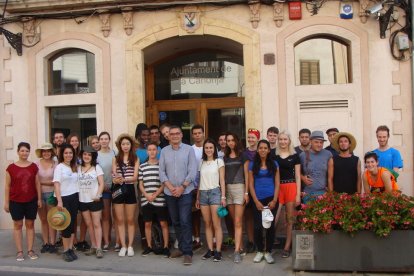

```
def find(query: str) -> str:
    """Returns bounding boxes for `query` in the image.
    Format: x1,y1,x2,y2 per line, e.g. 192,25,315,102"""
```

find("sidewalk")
0,230,410,276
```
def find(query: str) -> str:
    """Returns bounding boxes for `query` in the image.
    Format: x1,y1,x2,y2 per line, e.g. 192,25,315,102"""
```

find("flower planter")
293,230,414,272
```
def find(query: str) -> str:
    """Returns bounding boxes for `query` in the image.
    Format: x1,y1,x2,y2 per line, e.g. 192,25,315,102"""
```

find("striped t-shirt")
138,162,166,207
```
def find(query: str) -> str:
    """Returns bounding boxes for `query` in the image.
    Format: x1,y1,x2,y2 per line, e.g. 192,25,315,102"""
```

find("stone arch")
125,17,261,133
276,17,370,151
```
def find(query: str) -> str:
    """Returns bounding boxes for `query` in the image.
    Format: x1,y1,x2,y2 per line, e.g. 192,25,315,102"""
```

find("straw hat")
47,207,71,231
332,132,357,153
115,133,139,151
35,142,55,158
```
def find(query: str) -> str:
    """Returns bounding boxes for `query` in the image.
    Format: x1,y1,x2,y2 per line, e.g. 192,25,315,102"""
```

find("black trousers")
252,196,278,253
61,193,79,238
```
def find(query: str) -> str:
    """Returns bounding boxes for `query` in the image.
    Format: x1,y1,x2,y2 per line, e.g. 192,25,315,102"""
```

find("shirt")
192,144,203,187
139,162,166,207
35,160,57,193
373,147,403,170
97,149,116,189
6,163,39,202
53,163,79,196
159,143,197,196
135,146,161,164
78,165,104,203
224,154,247,185
275,153,300,183
199,158,225,191
248,161,279,200
299,149,332,194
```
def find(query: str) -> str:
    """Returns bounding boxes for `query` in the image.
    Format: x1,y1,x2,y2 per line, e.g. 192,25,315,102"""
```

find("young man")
190,124,204,251
139,142,170,257
362,151,398,193
266,126,279,150
299,130,333,203
217,132,227,159
331,132,361,194
372,125,403,172
135,125,151,162
53,130,66,158
294,128,311,155
149,125,161,146
324,128,339,156
159,125,197,265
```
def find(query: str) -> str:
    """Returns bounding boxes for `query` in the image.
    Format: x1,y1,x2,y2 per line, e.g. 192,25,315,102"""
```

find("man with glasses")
159,125,197,265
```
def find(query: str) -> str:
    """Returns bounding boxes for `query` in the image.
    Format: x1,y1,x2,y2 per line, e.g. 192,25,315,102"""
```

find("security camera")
366,3,384,14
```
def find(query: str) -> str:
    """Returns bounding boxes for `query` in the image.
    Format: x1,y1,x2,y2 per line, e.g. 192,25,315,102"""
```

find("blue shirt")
159,143,197,196
373,147,403,170
136,146,161,163
248,161,279,200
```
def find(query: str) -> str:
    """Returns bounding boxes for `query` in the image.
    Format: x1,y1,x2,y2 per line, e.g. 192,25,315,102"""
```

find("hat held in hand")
47,207,71,231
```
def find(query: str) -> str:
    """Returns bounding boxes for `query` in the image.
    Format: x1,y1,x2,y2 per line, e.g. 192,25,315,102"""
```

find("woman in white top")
35,143,57,254
53,144,79,262
78,146,104,258
196,138,226,262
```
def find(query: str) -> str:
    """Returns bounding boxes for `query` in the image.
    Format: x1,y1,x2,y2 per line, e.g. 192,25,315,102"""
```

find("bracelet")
245,192,249,195
221,196,226,199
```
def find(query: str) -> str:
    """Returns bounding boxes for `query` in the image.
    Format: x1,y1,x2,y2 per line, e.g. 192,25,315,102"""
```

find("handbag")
111,163,127,200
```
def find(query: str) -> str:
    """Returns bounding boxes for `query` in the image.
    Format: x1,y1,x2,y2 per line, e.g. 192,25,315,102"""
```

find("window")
294,37,351,85
50,105,96,147
49,49,95,95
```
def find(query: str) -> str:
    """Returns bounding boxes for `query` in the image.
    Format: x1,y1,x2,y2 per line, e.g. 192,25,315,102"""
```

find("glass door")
158,110,196,144
207,107,245,143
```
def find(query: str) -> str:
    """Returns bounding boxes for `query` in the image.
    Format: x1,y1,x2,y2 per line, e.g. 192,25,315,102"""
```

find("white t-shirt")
78,165,104,203
199,158,224,191
53,163,79,197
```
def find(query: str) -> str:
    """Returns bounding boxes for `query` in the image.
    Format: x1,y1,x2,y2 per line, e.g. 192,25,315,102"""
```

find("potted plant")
293,192,414,272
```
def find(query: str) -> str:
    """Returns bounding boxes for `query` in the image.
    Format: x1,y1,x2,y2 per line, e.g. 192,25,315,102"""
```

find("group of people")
3,123,403,265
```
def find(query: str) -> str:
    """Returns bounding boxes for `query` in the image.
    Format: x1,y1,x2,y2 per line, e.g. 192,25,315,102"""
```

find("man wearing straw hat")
331,132,362,194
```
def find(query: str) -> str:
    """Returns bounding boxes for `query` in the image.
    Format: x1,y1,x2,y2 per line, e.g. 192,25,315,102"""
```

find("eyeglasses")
169,132,181,136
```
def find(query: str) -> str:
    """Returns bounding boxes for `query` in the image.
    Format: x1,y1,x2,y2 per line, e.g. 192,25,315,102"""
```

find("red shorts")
278,182,297,204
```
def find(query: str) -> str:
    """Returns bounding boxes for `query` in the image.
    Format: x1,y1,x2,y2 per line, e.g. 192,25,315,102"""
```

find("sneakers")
213,251,222,262
96,248,104,259
264,252,275,264
114,244,121,252
16,251,24,262
162,247,170,258
48,244,57,254
102,244,109,252
239,248,247,256
40,243,50,253
63,250,74,262
246,241,256,254
202,250,213,260
74,241,89,252
253,252,264,263
233,252,242,263
183,255,192,265
84,248,96,256
142,247,153,256
281,249,291,258
27,250,39,260
127,246,134,257
169,249,183,259
55,237,63,248
118,247,127,257
192,240,203,252
68,249,78,260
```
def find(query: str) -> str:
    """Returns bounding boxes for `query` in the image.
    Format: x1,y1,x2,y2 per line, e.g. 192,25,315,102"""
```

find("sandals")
281,249,291,258
28,250,39,260
16,251,24,261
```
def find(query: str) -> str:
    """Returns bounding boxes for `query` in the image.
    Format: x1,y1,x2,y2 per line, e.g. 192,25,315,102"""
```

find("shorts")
9,198,38,221
141,204,169,222
278,182,297,204
226,183,245,205
112,184,137,205
102,191,112,200
41,192,54,204
79,200,103,212
199,187,221,206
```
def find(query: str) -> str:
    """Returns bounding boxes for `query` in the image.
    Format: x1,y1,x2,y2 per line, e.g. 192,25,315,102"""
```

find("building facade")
0,0,412,228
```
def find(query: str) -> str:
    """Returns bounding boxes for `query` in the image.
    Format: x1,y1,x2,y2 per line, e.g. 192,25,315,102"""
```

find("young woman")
112,133,139,257
96,131,117,251
4,142,42,261
248,140,280,264
275,131,301,258
139,142,170,257
35,143,57,254
363,151,398,193
223,132,249,263
67,133,81,163
196,138,226,262
88,135,101,151
53,144,80,262
78,146,104,258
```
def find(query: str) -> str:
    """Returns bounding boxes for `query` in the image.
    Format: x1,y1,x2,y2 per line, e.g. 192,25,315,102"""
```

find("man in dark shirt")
332,132,361,194
294,128,311,155
325,128,339,156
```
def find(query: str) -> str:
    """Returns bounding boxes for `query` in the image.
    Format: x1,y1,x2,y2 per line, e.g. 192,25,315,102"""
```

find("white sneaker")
127,246,134,257
253,252,264,263
174,239,179,249
264,252,275,264
118,247,127,257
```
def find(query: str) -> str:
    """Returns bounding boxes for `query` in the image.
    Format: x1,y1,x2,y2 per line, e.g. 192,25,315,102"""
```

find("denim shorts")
199,187,221,206
41,192,54,204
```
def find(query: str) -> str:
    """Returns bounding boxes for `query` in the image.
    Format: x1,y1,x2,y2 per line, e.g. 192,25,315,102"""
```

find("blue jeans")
165,193,193,256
